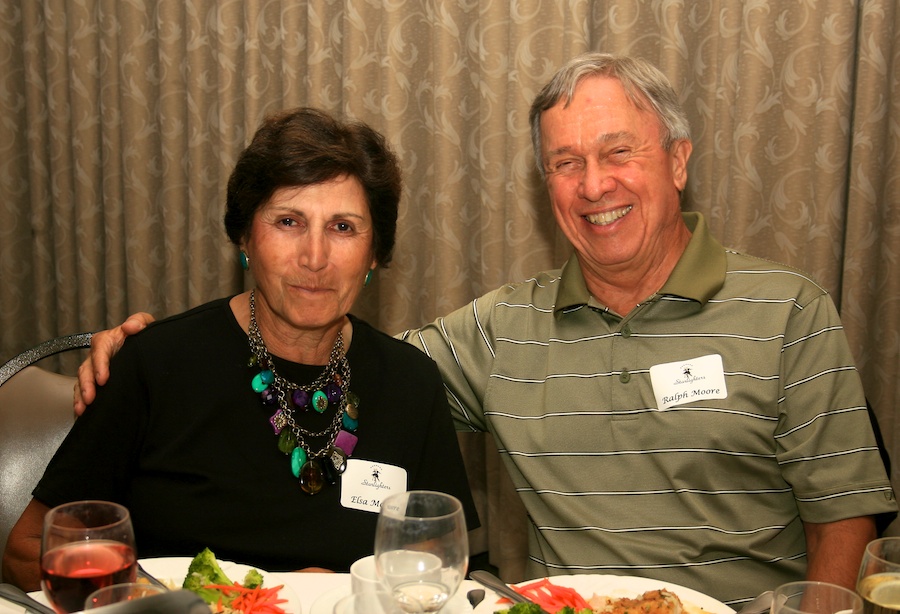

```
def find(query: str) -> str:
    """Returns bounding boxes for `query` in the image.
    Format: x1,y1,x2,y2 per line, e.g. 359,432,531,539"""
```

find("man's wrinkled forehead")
555,73,652,116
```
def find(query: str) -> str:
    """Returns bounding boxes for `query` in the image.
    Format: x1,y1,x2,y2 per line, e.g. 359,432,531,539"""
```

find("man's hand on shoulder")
74,312,156,416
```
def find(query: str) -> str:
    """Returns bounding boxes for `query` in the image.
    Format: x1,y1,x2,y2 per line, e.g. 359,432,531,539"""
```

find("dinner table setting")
3,493,896,614
9,563,737,614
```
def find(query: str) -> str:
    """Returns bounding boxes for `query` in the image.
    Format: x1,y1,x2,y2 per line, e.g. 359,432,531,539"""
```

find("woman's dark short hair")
224,107,402,266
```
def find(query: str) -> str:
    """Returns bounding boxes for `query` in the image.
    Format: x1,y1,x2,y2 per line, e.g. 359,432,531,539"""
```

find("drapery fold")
2,0,897,578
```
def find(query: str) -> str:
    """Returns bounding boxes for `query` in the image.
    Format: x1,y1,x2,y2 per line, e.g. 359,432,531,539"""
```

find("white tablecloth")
23,574,486,614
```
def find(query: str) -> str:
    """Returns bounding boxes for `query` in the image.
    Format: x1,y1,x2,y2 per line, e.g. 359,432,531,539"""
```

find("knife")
470,570,551,614
734,590,773,614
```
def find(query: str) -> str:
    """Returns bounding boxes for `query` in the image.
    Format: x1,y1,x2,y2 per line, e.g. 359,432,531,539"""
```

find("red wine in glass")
41,540,137,613
40,501,137,613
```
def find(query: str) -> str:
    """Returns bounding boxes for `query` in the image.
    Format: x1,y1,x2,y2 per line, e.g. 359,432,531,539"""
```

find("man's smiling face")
540,75,692,280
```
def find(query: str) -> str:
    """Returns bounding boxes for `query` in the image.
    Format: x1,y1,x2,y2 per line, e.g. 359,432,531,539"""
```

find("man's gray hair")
529,53,691,178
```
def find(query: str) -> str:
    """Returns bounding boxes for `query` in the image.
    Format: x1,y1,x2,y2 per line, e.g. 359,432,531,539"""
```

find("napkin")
0,598,27,614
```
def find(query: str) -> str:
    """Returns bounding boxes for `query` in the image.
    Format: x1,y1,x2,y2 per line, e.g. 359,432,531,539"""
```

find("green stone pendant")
342,413,358,430
277,429,298,454
252,369,274,393
290,446,307,478
312,390,328,413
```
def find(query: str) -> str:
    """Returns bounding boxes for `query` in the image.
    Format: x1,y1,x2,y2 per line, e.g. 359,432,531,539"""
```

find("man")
70,54,895,606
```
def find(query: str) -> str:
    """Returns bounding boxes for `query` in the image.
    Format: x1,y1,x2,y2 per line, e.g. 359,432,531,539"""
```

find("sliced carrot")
202,583,288,614
510,578,591,612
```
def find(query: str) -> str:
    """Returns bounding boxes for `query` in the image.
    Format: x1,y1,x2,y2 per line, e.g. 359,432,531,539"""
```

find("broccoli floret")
242,568,264,589
498,604,593,614
182,547,235,604
498,604,545,614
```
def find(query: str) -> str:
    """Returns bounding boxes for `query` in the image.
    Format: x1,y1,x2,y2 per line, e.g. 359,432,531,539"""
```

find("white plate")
309,582,476,614
308,585,349,614
472,574,734,614
140,556,302,613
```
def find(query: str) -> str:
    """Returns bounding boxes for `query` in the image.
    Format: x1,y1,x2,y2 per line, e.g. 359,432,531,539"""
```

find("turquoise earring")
240,251,250,271
364,269,374,287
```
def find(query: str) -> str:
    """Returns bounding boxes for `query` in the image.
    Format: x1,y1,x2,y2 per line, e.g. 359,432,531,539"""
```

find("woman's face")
243,175,376,337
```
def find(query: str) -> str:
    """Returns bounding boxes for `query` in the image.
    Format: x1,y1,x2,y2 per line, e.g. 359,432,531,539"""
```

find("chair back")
0,333,92,581
0,332,93,386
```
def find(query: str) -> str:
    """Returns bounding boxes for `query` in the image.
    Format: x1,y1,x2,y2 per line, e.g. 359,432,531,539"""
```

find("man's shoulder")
722,249,829,302
407,268,565,343
484,268,565,307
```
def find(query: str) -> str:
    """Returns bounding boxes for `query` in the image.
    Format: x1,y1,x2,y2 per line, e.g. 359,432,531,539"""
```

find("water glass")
857,536,900,614
374,490,468,613
771,581,862,614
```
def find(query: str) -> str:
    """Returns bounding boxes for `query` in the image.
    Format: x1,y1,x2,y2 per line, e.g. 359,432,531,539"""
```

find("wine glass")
858,537,900,614
373,491,468,613
40,501,137,614
770,581,862,614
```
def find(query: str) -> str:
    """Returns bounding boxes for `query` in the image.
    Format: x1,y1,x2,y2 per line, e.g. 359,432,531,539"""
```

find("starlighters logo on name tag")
649,354,728,410
341,459,407,512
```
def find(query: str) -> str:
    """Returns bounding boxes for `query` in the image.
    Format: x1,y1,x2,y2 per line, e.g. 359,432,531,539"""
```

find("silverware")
137,562,171,591
469,570,550,614
0,582,57,614
735,590,774,614
467,588,486,608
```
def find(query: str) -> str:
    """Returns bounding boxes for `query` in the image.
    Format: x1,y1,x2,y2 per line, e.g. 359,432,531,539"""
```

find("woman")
2,108,478,590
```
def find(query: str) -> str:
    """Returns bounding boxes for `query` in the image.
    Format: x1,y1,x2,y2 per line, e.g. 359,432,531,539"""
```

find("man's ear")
670,139,693,192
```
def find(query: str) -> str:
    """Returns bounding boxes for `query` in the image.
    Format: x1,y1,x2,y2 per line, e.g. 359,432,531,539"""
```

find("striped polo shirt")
401,212,896,606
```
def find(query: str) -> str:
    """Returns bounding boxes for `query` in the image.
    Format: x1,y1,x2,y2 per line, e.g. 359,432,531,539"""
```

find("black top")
35,298,478,572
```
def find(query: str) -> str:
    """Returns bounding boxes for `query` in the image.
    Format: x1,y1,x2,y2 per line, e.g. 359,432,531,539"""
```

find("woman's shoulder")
130,297,239,346
347,314,439,369
347,316,448,411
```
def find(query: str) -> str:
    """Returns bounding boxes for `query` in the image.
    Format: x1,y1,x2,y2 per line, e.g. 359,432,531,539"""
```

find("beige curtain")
2,0,897,581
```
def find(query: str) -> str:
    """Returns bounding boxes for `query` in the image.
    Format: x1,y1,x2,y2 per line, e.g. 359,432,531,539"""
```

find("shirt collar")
554,212,726,313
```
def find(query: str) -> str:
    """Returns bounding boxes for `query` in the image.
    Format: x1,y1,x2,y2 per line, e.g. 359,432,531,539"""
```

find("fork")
137,562,171,591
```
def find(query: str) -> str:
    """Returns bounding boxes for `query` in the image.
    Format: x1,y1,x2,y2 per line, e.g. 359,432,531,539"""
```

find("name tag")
649,354,728,410
340,459,407,513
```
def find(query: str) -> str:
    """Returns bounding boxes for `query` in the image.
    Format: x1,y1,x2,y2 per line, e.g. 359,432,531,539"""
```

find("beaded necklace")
247,290,359,495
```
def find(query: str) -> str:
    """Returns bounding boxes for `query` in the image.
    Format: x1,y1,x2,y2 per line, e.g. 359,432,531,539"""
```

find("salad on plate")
179,548,286,614
480,575,733,614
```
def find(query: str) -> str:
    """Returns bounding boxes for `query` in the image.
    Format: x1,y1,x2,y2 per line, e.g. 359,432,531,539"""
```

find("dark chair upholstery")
867,399,896,536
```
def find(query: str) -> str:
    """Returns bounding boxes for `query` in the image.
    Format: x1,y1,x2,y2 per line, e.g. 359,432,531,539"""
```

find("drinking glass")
858,537,900,614
373,491,468,613
40,501,137,614
771,581,862,614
